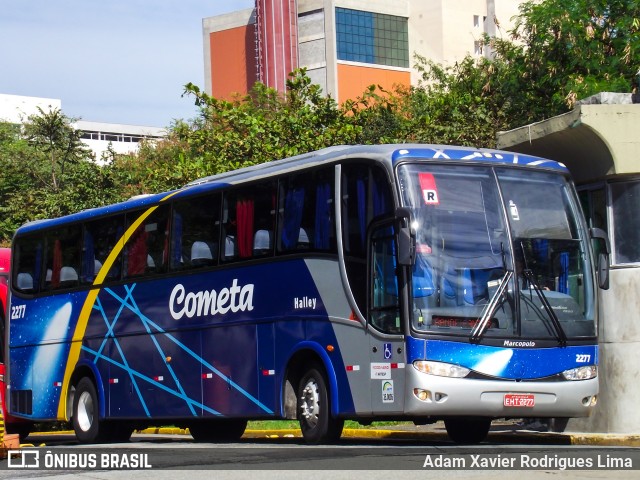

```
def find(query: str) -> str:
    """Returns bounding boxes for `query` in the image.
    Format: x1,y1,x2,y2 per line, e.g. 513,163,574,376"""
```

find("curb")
139,427,640,446
28,428,640,447
241,429,640,446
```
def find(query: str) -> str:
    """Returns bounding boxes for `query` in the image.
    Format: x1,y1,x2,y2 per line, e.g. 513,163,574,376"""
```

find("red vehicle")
0,247,31,440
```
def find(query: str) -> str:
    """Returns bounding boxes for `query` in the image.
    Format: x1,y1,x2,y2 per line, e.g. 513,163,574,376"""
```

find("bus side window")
369,223,401,334
342,164,393,313
43,226,82,291
123,205,171,278
82,215,124,284
278,167,336,254
171,193,221,271
223,182,276,261
13,237,43,294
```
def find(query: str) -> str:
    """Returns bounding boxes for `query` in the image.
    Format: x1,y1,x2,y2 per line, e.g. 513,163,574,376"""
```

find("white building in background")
0,93,61,123
0,93,165,162
74,120,165,163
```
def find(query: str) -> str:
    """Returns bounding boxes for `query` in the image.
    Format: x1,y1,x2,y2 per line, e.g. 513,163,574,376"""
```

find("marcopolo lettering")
169,279,254,320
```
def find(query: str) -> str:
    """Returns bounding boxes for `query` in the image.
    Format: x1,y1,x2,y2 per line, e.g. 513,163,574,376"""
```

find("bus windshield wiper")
470,270,512,343
522,269,568,347
471,242,511,343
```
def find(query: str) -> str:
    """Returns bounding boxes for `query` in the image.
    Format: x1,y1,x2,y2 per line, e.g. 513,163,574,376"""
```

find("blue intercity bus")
6,144,609,444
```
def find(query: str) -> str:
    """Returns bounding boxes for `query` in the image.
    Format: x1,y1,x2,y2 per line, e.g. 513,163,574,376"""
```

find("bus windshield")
398,164,596,342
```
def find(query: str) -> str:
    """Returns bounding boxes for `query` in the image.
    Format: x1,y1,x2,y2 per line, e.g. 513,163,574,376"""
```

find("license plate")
504,394,535,408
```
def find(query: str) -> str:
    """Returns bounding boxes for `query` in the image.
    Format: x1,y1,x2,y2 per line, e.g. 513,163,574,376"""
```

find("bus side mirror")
597,253,609,290
395,208,415,266
590,228,610,290
397,227,415,266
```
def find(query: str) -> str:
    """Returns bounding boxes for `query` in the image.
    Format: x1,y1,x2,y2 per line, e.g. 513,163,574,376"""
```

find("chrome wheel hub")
300,379,320,427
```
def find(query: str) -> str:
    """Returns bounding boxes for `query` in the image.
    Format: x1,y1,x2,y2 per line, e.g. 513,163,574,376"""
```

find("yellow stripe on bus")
56,204,159,420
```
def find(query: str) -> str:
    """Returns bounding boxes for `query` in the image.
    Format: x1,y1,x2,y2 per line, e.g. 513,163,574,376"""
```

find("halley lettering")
170,279,254,320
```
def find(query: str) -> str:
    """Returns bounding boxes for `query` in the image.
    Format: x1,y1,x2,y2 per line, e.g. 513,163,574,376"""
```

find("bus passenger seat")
60,266,79,288
253,230,272,255
298,228,310,248
225,235,236,258
191,241,213,266
413,254,435,309
17,272,34,291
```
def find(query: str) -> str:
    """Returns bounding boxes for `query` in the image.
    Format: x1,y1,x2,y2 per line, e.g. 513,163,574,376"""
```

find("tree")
373,0,640,146
181,68,360,167
113,69,361,194
23,107,92,191
501,0,640,117
0,110,119,243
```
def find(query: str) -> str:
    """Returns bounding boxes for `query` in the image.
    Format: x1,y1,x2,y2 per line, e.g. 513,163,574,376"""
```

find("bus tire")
444,417,491,444
109,422,135,442
5,423,32,442
297,366,344,444
189,419,247,442
72,377,111,443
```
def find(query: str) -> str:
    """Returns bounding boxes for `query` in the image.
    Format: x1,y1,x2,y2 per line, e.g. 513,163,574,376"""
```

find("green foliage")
506,0,640,114
111,69,361,194
0,111,120,244
405,55,511,147
184,68,360,164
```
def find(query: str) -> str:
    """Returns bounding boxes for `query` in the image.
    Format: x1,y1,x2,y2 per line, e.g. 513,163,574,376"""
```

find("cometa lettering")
169,280,254,320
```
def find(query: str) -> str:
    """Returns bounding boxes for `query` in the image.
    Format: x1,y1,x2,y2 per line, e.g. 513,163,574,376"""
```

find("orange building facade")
337,64,410,104
203,1,522,105
208,24,258,100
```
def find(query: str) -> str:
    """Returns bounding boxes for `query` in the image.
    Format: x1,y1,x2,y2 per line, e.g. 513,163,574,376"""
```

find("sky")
0,0,255,128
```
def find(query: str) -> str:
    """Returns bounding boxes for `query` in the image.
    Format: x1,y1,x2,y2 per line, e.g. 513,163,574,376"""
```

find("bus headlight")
413,360,470,378
562,365,597,381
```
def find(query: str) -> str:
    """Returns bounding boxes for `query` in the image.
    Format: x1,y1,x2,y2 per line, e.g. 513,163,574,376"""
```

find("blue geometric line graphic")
125,287,196,416
81,345,219,415
95,285,150,417
135,316,274,414
92,284,273,415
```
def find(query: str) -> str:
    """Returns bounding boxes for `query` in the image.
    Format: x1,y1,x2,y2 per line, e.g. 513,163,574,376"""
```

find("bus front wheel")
72,377,111,443
444,417,491,444
297,366,344,444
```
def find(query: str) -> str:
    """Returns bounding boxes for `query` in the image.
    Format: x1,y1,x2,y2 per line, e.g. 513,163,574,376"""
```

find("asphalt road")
2,429,640,479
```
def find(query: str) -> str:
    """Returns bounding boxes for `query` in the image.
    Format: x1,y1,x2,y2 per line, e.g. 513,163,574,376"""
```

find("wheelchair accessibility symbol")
383,343,392,359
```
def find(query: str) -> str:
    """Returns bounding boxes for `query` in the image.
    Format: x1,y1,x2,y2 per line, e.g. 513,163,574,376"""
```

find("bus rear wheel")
109,422,135,442
444,417,491,444
72,377,111,444
297,366,344,444
189,419,248,442
5,423,32,442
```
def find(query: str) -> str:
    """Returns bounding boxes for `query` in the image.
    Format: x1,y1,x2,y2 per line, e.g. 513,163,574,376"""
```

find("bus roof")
13,144,567,237
185,144,567,187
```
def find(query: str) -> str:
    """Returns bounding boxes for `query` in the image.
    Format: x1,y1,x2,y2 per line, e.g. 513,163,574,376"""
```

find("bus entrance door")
368,221,405,413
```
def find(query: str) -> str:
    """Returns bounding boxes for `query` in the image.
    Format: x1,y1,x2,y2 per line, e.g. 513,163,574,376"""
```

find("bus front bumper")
405,367,598,418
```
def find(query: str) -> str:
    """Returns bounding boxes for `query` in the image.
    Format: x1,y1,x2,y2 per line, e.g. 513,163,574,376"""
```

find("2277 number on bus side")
11,304,26,320
504,393,535,408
